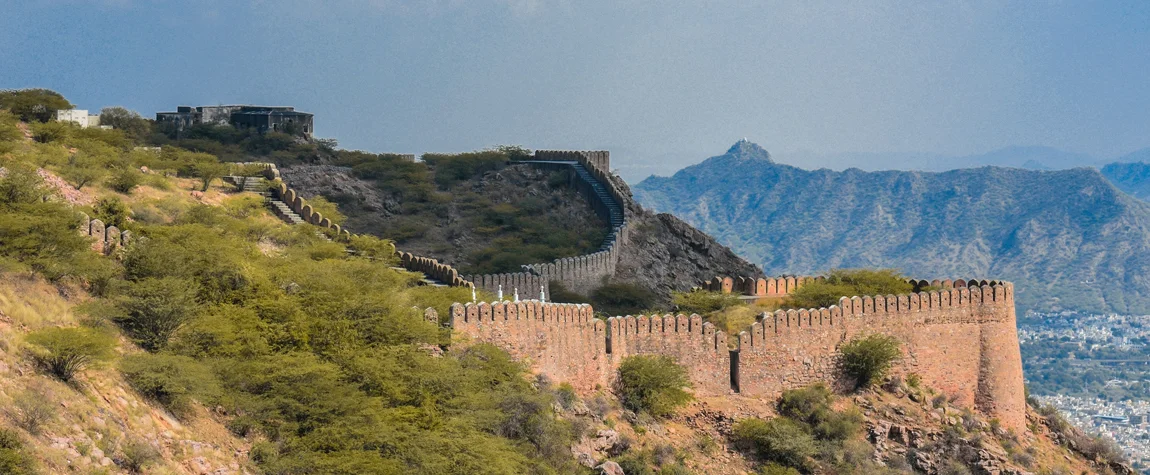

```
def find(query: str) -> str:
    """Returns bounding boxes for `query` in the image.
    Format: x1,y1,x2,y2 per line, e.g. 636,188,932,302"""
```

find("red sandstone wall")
450,302,731,394
452,279,1026,432
451,301,608,391
608,314,730,396
733,284,1024,431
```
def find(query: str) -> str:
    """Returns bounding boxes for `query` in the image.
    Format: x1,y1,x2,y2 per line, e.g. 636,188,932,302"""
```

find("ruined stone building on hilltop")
156,104,314,136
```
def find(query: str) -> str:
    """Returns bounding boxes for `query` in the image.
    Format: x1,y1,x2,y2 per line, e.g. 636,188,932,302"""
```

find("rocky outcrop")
613,211,761,300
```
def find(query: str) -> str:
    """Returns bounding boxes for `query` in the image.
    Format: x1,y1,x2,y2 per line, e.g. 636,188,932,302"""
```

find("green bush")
758,462,800,475
94,196,130,228
814,407,864,442
671,289,742,314
118,277,201,351
612,447,690,475
839,334,902,389
422,150,509,187
785,268,913,309
25,326,116,381
776,384,865,442
0,428,37,475
778,383,834,424
732,417,817,469
7,387,56,435
591,283,658,316
108,168,143,194
616,355,693,418
120,353,222,419
0,88,73,122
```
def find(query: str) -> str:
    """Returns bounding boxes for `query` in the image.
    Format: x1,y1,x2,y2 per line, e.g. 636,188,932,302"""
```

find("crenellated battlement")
77,212,132,255
449,277,1026,431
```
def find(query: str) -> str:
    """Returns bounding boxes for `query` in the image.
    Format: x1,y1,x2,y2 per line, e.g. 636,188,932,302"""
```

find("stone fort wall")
268,150,635,298
515,150,633,296
78,213,132,255
450,277,1026,431
259,163,475,288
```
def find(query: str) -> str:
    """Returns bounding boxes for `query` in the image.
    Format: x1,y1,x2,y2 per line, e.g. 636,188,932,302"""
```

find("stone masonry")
450,277,1027,433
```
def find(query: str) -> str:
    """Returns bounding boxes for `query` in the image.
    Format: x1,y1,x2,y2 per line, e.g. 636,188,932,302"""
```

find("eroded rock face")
612,209,761,301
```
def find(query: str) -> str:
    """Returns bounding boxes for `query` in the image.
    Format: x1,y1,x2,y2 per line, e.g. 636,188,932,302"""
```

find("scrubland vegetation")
332,146,609,275
0,90,586,474
0,89,1120,474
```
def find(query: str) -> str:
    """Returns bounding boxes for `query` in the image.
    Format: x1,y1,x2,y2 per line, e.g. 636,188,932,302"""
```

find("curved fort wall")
267,150,634,297
450,277,1026,432
513,150,632,296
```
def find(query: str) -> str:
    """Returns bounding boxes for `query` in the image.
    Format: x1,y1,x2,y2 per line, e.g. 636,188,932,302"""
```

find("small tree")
94,196,130,228
192,161,228,192
732,417,817,470
6,387,56,435
839,334,901,389
119,277,201,351
120,353,221,419
119,438,161,473
98,106,152,141
25,327,116,381
108,168,143,194
0,88,73,123
616,355,693,418
60,157,106,191
0,429,37,475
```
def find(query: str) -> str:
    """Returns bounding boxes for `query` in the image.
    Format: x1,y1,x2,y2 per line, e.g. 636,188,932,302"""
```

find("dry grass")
0,274,77,329
0,273,251,474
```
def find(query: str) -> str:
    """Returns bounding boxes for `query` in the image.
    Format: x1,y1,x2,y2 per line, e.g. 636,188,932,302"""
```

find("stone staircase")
570,162,624,250
226,175,319,234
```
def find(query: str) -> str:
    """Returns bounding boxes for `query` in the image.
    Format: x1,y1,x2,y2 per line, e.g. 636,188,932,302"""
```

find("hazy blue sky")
2,1,1148,180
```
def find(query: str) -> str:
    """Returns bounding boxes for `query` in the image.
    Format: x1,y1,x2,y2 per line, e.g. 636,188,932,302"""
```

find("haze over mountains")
771,146,1105,172
634,141,1150,314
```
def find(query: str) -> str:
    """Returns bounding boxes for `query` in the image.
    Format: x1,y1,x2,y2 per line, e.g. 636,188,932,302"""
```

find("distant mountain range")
1099,149,1150,200
772,146,1121,172
634,141,1150,314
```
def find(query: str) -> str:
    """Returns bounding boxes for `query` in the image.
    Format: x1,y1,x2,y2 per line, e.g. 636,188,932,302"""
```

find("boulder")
596,461,625,475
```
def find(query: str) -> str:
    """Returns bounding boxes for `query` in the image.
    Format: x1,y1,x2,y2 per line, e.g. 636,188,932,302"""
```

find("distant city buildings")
155,105,314,136
1037,395,1150,468
55,109,106,129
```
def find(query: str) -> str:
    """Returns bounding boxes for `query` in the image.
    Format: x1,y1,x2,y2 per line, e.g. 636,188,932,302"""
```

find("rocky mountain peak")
724,139,772,162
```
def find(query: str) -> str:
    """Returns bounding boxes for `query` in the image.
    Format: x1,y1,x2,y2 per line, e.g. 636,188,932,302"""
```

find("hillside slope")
282,160,760,304
1102,158,1150,200
634,141,1150,313
0,275,251,474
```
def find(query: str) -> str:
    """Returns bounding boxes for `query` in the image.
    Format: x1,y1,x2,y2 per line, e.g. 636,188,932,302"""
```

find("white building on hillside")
56,109,106,129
